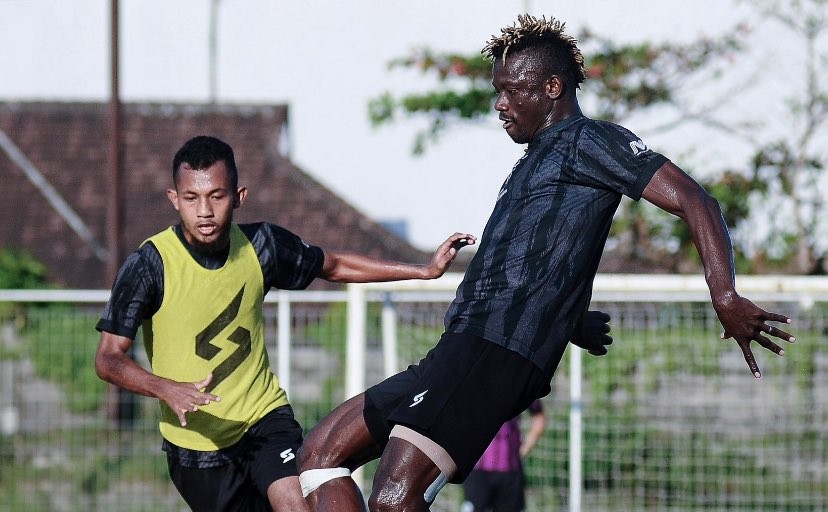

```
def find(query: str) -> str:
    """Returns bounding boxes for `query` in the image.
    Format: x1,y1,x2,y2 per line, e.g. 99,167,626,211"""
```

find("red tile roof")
0,101,429,289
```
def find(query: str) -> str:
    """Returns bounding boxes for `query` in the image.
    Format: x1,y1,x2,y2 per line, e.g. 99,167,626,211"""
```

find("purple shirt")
474,400,543,472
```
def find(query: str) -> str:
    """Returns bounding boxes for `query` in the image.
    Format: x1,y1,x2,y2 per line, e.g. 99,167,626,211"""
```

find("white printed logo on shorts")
409,390,428,408
280,448,295,463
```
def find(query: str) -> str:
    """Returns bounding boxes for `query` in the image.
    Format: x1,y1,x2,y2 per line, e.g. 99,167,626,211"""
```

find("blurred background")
1,0,827,510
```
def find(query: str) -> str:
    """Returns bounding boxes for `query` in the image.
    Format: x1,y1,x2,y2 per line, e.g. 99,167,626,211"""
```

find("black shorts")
363,332,549,483
165,405,303,512
463,469,526,511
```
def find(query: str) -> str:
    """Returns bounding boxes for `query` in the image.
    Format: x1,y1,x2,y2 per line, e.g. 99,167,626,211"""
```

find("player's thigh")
167,458,269,512
387,333,549,481
300,393,383,470
246,406,305,496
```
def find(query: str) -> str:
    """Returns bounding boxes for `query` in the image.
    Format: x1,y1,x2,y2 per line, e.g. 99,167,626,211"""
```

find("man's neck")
173,224,231,270
545,98,583,127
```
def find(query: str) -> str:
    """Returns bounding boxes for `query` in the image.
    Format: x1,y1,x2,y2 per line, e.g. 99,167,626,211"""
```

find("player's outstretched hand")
158,374,221,426
426,232,477,278
713,293,795,378
572,310,613,356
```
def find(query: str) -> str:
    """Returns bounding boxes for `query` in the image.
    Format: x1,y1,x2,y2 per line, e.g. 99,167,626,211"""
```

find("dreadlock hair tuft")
482,14,587,87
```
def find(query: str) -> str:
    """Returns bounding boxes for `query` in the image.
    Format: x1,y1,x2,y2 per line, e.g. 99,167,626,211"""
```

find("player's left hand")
572,310,613,356
713,292,795,378
426,232,477,278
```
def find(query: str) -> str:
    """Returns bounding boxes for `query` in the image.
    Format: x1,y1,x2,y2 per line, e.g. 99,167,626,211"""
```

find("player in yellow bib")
95,135,475,512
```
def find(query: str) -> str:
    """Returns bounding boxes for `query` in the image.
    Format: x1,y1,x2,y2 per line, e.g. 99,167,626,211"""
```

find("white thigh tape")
299,467,352,497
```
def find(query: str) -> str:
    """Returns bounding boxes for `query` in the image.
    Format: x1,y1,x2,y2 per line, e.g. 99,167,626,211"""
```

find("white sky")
0,0,815,250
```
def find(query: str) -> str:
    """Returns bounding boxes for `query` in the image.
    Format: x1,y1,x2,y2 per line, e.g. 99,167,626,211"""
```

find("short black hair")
482,14,587,87
172,135,239,189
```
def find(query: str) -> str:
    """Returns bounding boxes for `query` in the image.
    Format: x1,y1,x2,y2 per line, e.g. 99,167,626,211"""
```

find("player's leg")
298,393,382,512
266,476,308,512
246,406,310,512
367,429,456,512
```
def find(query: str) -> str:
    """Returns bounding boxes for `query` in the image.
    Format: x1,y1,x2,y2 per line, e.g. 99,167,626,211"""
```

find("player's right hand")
571,310,613,356
713,293,794,378
426,232,477,278
158,374,221,426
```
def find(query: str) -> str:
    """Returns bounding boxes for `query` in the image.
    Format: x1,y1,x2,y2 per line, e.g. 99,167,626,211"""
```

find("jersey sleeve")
95,243,163,339
250,223,324,291
576,120,668,200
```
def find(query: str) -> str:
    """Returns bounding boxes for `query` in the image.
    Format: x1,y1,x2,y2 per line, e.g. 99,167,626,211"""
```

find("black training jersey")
444,115,668,379
96,222,324,339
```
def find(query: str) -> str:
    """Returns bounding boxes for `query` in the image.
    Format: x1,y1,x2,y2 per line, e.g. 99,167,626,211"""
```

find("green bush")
0,247,47,289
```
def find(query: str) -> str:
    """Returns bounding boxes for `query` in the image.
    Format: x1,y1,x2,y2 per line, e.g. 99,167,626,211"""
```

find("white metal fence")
1,274,827,511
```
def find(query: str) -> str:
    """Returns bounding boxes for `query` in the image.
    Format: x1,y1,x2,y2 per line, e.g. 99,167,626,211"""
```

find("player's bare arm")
319,232,476,283
95,331,220,426
571,310,613,356
641,161,795,377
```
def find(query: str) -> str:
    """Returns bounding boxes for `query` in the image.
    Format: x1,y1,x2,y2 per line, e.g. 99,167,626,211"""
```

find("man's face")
166,160,245,253
492,51,554,144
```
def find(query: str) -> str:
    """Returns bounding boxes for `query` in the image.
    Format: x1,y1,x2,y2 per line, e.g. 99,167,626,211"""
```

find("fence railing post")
569,346,583,512
381,293,398,378
346,284,367,400
277,290,291,394
346,283,368,491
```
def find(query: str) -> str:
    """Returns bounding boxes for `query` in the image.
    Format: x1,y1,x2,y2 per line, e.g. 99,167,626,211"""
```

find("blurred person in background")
462,399,546,512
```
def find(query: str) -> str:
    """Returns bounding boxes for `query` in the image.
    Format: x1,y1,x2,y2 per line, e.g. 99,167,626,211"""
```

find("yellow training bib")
142,225,288,450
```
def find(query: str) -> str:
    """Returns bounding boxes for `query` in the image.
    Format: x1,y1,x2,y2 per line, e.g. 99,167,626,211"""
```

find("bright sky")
0,0,811,250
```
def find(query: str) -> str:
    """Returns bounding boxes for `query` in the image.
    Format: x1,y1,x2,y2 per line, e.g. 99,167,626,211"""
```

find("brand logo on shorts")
409,390,428,408
280,448,295,463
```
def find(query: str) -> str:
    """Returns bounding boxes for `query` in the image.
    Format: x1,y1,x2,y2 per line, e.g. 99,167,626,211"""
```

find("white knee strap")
299,467,352,497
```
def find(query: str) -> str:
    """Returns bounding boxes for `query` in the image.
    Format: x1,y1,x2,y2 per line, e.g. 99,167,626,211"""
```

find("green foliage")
368,49,493,155
0,247,48,289
580,28,745,123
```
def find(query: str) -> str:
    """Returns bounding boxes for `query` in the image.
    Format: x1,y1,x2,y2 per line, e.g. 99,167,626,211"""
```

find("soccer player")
296,14,795,512
93,135,475,512
462,400,546,512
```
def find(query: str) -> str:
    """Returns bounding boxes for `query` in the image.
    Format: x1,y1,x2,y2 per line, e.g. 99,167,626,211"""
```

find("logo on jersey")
629,139,649,156
195,285,252,393
280,448,295,463
409,390,428,408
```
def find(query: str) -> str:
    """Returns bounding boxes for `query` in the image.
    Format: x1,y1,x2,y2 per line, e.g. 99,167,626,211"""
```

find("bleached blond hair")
482,14,587,85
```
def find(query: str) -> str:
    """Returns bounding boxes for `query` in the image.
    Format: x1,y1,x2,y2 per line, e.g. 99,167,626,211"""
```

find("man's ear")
234,186,248,209
166,189,180,211
545,76,564,100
